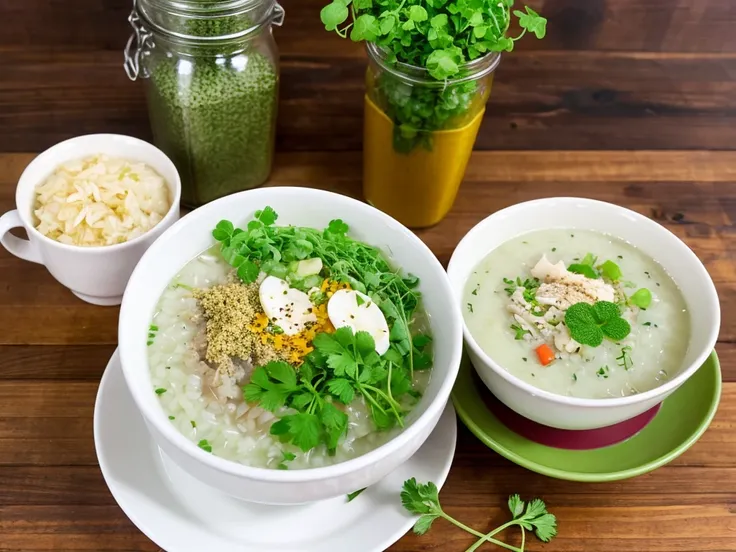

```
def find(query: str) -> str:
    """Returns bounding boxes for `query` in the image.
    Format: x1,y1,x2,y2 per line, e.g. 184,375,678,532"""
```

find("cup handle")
0,210,43,264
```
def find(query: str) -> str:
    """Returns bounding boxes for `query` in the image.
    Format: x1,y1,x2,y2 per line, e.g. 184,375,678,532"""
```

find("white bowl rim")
448,196,721,409
15,133,181,253
119,186,463,482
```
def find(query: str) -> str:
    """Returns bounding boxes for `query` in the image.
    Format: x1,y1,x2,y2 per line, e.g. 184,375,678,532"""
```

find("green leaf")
569,324,604,347
197,439,212,453
327,378,356,403
426,49,460,80
212,220,234,242
468,11,483,26
290,392,313,410
629,288,652,309
409,5,428,22
352,0,372,8
567,263,598,279
515,6,547,39
351,14,380,41
379,15,396,35
355,331,376,355
287,413,323,452
237,260,260,283
508,494,525,518
413,514,439,535
326,219,349,236
430,13,448,29
265,361,299,390
401,478,440,515
402,19,415,31
602,317,631,341
565,302,597,327
321,0,350,32
592,301,621,323
255,206,278,226
599,260,622,281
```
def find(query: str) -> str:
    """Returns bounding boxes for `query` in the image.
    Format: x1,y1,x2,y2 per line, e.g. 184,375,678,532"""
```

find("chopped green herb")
155,388,167,395
197,439,212,453
347,488,367,502
617,255,623,259
643,322,652,327
190,420,197,428
564,301,631,347
522,357,528,362
551,247,557,252
467,303,474,313
629,288,653,309
277,451,297,470
510,323,531,340
616,346,633,370
168,415,175,420
471,287,478,296
597,366,610,379
599,260,622,282
401,479,557,548
149,325,159,332
572,373,578,381
356,294,365,307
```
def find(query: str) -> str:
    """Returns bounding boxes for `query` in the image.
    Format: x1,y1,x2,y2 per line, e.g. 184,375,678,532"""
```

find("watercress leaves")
515,6,547,39
565,301,631,347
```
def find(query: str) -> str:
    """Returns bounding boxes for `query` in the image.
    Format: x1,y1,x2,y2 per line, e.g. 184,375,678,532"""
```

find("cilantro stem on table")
401,479,557,552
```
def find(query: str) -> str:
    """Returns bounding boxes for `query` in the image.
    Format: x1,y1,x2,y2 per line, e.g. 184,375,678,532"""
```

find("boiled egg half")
259,276,317,336
327,289,390,355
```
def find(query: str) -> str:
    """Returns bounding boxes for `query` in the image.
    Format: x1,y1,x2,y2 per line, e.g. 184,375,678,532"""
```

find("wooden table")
1,1,736,551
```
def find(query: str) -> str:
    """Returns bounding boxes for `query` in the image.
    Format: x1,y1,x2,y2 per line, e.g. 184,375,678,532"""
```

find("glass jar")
125,0,284,207
363,44,500,228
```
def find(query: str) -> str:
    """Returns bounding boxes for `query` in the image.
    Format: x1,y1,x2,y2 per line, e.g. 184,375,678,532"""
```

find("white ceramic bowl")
447,197,720,430
0,134,181,306
118,187,463,505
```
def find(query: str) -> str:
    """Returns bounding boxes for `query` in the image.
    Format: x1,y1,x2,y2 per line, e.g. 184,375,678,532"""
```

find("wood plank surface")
1,0,736,550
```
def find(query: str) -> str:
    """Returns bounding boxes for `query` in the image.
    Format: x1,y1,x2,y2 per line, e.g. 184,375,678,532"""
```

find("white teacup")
0,134,181,306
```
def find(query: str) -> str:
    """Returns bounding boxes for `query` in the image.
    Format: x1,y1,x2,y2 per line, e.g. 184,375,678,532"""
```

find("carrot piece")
535,344,555,366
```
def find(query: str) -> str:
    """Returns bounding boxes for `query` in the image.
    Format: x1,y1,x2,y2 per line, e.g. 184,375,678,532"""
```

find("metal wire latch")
124,0,153,81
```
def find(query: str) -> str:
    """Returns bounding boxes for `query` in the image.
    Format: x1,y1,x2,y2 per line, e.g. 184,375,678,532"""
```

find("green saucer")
451,351,722,482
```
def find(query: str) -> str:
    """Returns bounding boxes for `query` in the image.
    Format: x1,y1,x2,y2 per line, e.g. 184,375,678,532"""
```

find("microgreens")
564,301,631,347
401,478,557,551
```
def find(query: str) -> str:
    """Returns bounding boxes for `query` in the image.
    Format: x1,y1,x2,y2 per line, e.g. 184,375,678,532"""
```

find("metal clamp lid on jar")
123,0,285,81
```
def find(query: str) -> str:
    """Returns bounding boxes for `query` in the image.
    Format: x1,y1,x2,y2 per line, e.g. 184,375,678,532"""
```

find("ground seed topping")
194,282,286,368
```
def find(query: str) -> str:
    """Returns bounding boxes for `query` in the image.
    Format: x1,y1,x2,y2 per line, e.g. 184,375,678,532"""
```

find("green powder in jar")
144,8,279,206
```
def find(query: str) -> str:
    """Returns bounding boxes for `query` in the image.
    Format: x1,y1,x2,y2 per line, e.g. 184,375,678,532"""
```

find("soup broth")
463,229,690,399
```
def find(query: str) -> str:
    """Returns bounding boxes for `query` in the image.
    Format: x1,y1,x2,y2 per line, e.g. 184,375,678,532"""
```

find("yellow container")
362,44,500,228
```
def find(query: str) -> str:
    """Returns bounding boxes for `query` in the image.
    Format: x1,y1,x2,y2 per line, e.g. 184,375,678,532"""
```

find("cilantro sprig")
564,301,631,347
243,327,428,455
401,478,557,551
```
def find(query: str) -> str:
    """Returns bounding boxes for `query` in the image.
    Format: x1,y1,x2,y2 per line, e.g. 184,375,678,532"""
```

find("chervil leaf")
401,478,441,515
286,413,322,452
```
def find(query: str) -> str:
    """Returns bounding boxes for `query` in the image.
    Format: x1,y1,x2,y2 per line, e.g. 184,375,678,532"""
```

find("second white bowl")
447,197,720,430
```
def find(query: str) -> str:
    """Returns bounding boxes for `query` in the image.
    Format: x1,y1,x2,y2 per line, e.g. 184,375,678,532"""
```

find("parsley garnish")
467,303,474,313
616,346,633,370
564,301,631,347
197,439,212,453
154,388,166,395
510,323,531,340
168,415,175,420
401,479,557,550
597,366,610,379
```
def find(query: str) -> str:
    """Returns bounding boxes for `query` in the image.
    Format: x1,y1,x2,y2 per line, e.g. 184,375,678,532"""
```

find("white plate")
94,349,458,552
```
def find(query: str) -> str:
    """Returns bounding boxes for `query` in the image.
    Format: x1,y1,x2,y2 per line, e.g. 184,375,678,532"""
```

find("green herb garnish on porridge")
149,207,433,469
463,229,690,399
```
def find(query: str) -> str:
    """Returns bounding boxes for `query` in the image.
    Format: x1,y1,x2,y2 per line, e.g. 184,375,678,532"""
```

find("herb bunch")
401,478,557,551
212,208,433,456
321,0,547,153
